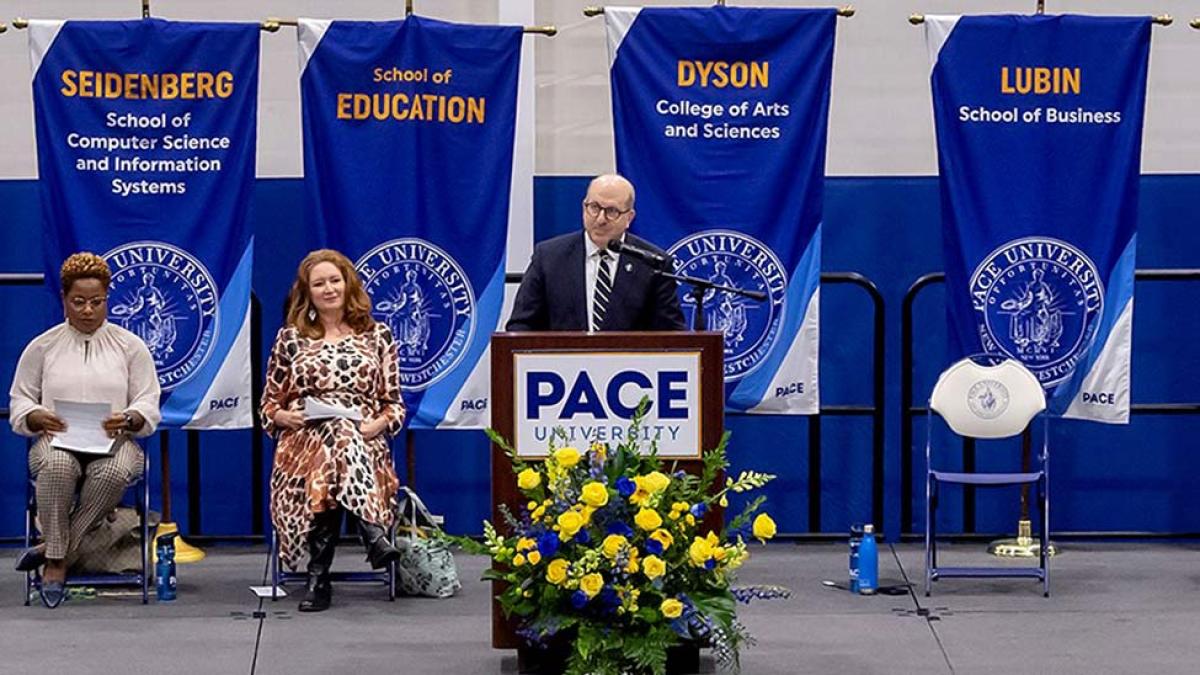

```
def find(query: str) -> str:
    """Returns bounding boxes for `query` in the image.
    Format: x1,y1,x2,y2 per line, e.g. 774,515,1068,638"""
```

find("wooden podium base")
516,643,701,675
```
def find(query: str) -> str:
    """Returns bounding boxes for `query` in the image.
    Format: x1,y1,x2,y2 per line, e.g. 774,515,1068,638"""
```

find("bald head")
582,174,637,249
588,174,636,210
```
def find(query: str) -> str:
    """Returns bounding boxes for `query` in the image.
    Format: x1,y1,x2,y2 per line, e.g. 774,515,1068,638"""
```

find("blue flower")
538,532,560,557
598,586,620,608
574,529,591,545
615,476,636,497
645,538,664,556
705,558,716,571
571,590,589,609
690,503,708,519
606,521,634,538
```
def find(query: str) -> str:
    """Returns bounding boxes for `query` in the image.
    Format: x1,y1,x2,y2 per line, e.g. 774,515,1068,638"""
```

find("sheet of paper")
249,585,286,598
50,400,117,455
303,397,363,422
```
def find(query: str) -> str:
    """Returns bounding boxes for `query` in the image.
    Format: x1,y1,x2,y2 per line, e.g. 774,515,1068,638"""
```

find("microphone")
607,238,672,270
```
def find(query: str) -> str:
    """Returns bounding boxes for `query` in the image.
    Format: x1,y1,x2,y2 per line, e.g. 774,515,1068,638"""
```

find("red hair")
285,249,374,339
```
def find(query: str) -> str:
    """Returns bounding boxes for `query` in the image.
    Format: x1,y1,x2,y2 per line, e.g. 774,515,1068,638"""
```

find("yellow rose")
527,551,542,565
634,508,663,532
580,572,604,598
557,511,585,540
582,506,597,524
649,529,674,551
546,558,569,585
513,553,527,567
602,534,628,559
629,488,651,506
753,513,777,542
517,468,541,490
660,598,684,619
641,555,666,579
644,471,671,493
553,447,581,468
688,537,713,567
580,481,609,507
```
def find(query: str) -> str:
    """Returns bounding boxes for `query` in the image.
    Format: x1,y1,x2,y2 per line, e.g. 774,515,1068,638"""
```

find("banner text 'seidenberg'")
32,20,259,428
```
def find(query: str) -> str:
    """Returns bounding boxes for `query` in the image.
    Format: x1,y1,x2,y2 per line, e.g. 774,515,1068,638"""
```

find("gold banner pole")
0,22,7,34
1190,18,1200,29
910,13,1171,25
261,17,556,35
585,5,855,18
143,0,151,19
989,429,1057,558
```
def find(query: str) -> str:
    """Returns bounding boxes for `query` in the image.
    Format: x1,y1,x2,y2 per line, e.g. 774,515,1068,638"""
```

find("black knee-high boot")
299,509,341,612
355,516,402,570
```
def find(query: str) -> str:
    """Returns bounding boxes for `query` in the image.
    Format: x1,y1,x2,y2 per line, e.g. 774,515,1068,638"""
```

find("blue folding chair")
268,512,398,601
925,354,1051,597
24,449,153,605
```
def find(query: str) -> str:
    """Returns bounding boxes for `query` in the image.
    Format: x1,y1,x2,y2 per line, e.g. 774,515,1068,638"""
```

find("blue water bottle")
858,524,878,595
848,523,864,593
156,532,178,602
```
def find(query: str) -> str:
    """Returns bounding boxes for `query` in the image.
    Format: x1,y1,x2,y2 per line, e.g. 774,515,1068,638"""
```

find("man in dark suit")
506,174,686,332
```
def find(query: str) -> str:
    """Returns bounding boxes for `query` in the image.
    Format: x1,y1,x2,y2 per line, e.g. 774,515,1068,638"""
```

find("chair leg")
24,486,33,607
141,480,150,605
925,477,935,597
270,532,280,601
388,524,397,601
1041,480,1050,598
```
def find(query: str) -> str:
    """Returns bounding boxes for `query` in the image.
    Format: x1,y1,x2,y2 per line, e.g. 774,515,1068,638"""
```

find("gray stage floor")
2,541,1198,674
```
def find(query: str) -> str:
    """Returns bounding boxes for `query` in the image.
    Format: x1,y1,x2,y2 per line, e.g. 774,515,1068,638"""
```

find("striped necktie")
592,251,614,331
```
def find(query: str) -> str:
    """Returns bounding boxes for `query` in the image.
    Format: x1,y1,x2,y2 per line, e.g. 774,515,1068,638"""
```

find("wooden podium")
489,331,725,649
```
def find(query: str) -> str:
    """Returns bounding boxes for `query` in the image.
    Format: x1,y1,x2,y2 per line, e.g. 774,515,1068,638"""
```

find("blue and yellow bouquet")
458,416,786,675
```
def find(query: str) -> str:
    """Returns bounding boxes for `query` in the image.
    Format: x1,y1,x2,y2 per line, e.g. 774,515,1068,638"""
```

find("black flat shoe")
40,581,66,609
14,546,46,573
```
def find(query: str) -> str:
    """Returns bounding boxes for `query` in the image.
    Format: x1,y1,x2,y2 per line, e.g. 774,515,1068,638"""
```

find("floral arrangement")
455,416,787,675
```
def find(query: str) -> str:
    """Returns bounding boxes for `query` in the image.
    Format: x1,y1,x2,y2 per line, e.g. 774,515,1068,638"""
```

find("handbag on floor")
394,487,461,598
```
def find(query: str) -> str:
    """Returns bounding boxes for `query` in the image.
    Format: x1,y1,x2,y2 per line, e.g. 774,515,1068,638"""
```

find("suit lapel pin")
624,262,633,272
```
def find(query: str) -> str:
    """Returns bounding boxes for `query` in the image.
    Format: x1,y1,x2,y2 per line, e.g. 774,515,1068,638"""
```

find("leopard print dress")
261,323,405,569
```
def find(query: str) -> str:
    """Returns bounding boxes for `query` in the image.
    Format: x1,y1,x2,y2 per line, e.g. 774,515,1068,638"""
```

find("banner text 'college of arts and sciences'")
607,7,836,415
928,15,1151,423
299,17,522,429
31,19,259,429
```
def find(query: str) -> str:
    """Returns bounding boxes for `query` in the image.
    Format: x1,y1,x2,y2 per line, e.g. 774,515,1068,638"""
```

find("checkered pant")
28,436,144,562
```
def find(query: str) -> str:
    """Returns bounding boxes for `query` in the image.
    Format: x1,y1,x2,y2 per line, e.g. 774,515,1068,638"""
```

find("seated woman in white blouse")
8,252,161,608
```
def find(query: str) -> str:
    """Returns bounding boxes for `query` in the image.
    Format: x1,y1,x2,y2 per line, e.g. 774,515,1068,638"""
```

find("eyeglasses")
583,201,632,221
68,296,107,310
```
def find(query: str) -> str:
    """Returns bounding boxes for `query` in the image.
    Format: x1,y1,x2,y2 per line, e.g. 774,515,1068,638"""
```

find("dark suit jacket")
506,232,686,332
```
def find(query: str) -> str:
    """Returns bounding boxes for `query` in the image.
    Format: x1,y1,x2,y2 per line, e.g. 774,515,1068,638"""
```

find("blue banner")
607,7,834,414
927,15,1150,423
30,19,259,429
298,17,521,429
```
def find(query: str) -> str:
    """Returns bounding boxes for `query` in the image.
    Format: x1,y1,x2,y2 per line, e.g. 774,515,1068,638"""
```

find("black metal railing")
3,270,885,540
900,269,1200,536
506,270,886,536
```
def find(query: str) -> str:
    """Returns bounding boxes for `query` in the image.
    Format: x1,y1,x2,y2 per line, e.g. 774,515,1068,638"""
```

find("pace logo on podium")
970,236,1104,386
514,352,701,458
104,241,220,391
356,238,476,391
